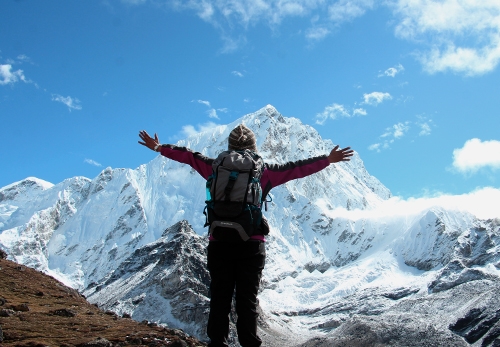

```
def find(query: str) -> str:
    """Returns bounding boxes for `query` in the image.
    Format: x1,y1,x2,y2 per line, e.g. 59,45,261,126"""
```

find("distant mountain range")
1,105,499,346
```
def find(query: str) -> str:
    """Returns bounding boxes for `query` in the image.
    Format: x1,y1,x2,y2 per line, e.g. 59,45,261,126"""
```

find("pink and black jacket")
158,144,331,240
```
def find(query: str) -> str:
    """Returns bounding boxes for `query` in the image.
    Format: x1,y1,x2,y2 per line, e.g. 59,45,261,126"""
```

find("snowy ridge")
1,105,500,346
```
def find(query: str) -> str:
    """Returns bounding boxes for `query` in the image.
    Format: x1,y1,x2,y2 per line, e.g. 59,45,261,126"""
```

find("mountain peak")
260,104,279,117
241,104,279,120
0,177,53,204
0,176,53,193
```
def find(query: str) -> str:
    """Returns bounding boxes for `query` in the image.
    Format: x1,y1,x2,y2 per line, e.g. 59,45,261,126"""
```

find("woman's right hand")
138,130,161,151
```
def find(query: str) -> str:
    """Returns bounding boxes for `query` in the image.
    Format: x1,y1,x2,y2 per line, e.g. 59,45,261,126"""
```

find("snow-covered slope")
1,105,500,346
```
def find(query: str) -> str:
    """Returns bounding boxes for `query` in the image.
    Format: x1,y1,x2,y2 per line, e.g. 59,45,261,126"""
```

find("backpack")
204,149,268,241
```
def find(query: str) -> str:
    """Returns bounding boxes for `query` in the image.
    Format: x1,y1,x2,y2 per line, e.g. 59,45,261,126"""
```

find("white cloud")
181,121,220,137
325,187,500,220
393,0,500,75
194,99,211,107
368,143,381,152
328,0,375,23
419,44,500,76
0,64,27,85
315,103,351,124
391,122,410,139
232,70,244,77
381,122,409,138
170,0,263,27
167,0,376,28
368,141,392,152
353,108,367,116
452,138,500,173
16,54,32,64
316,100,369,124
369,121,410,151
51,94,82,111
200,2,216,21
121,0,147,5
369,114,434,152
416,115,433,136
207,108,220,119
84,159,102,167
379,64,405,77
167,0,375,44
193,99,220,119
362,92,392,106
141,0,500,74
220,35,247,53
306,27,330,41
2,58,80,108
418,122,431,136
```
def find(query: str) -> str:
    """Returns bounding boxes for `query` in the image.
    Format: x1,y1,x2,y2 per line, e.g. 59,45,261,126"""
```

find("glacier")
1,105,500,346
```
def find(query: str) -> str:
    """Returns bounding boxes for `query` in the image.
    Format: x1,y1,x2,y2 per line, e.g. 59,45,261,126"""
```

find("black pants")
207,240,266,347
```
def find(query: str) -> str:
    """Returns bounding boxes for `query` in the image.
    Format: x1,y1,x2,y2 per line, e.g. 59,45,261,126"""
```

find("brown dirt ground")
0,257,207,347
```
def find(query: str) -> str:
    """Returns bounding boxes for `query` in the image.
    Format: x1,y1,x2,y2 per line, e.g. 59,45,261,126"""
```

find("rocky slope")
0,250,205,346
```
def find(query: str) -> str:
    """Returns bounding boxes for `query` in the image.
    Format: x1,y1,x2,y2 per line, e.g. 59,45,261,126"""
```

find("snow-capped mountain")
1,105,500,346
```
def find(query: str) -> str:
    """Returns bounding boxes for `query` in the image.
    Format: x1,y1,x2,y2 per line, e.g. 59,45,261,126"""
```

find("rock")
429,260,498,293
104,310,118,319
55,282,83,299
0,309,15,317
12,303,30,312
449,307,500,344
0,249,7,259
76,337,113,347
381,287,420,300
51,308,77,317
0,297,6,305
126,336,143,345
171,329,188,339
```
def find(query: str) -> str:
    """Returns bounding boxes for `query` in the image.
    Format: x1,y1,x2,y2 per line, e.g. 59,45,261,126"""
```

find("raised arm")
138,130,214,179
261,145,354,198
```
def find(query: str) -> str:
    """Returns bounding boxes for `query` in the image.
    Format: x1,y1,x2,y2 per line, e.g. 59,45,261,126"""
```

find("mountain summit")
2,105,500,346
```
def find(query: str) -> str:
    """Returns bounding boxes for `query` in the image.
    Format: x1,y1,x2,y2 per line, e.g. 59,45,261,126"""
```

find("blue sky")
1,0,500,199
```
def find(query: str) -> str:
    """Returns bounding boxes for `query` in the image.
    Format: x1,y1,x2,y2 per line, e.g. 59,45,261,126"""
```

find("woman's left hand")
328,145,354,163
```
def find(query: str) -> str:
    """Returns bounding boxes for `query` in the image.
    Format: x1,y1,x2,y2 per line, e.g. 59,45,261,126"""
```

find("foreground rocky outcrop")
0,255,206,347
